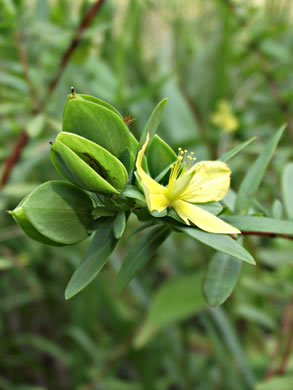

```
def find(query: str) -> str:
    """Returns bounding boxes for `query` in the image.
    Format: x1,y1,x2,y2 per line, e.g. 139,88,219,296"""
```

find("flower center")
167,148,197,202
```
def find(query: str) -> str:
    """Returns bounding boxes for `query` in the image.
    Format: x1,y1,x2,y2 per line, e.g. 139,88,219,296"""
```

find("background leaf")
203,252,242,307
235,125,285,215
282,163,293,219
134,271,206,348
138,98,168,149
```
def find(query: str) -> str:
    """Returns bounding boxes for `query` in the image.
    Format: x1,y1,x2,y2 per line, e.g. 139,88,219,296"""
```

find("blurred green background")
1,0,293,389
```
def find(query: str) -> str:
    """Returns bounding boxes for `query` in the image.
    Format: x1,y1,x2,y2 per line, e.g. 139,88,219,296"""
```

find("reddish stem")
1,131,29,187
47,0,105,96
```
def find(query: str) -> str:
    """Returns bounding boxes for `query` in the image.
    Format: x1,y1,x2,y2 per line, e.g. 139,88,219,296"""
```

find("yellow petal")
136,134,169,212
173,200,241,234
180,161,231,203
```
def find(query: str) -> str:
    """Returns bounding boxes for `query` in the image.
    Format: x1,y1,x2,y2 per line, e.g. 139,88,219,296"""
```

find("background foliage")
1,0,293,389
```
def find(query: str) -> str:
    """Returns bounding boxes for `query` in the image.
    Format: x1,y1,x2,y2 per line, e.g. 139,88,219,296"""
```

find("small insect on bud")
123,114,135,126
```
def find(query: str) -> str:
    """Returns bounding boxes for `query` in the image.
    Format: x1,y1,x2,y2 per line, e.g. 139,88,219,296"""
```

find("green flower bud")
62,93,138,172
51,132,128,194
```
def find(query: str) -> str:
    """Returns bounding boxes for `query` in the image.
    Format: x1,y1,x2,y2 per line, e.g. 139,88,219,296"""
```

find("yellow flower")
136,134,240,234
211,100,239,133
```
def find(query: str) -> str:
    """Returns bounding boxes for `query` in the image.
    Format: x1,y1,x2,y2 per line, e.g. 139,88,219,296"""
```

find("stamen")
168,146,198,191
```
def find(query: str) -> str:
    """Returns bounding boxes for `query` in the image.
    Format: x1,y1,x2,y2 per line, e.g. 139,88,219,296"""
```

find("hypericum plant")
10,91,287,304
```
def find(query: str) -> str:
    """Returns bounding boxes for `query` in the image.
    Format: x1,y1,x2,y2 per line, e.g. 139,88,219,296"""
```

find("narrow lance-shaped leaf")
202,252,242,307
209,307,256,387
139,98,168,149
223,216,293,235
179,226,255,265
117,226,171,292
235,125,285,215
65,217,118,299
282,163,293,219
219,136,256,162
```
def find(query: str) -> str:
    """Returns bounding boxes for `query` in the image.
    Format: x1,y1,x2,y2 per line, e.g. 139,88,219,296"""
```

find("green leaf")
65,217,117,299
121,185,146,205
223,216,293,235
51,141,120,194
62,95,138,171
76,94,123,119
154,162,174,183
139,98,168,149
11,181,93,245
147,135,176,183
10,206,66,247
26,114,45,138
272,199,283,219
256,376,293,390
219,136,257,162
235,125,285,215
92,207,115,219
202,253,242,307
117,226,170,292
15,333,70,366
179,227,255,265
209,307,256,387
159,80,199,143
113,211,126,239
52,132,128,192
134,271,206,348
282,163,293,219
236,304,276,329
